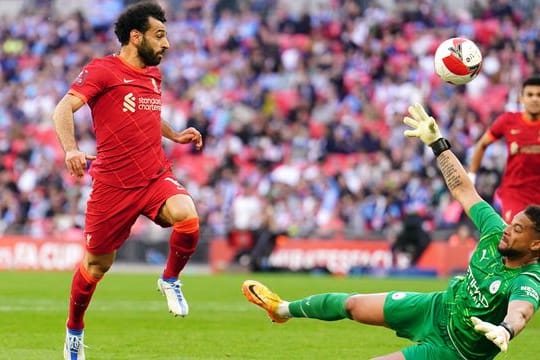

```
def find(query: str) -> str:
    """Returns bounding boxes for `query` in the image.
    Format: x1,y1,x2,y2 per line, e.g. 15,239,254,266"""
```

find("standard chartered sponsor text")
138,96,161,111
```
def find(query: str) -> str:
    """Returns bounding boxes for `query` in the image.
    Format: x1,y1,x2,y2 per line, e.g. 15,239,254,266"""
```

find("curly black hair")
525,205,540,235
522,76,540,90
114,2,167,45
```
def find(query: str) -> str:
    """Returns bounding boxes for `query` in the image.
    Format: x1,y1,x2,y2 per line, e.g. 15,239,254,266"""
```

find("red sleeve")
68,59,108,103
487,112,508,140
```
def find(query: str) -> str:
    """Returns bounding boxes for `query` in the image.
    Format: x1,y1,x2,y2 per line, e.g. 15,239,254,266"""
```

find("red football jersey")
69,55,170,188
488,112,540,203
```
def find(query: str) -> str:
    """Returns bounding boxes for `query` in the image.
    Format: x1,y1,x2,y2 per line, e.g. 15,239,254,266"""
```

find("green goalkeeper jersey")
446,201,540,359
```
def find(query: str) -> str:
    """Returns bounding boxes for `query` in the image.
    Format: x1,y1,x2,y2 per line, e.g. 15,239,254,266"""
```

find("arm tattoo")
438,152,463,191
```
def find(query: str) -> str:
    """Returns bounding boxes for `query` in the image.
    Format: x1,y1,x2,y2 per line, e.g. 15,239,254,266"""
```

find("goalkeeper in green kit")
242,103,540,360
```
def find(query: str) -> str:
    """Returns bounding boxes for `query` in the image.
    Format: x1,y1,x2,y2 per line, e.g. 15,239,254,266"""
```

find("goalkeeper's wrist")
499,321,515,340
429,138,451,157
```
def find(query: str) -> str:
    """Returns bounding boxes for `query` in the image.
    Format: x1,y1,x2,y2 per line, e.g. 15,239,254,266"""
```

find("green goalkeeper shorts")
383,291,462,360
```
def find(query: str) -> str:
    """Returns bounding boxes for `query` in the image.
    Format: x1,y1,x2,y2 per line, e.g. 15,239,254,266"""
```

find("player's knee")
86,264,110,278
345,294,387,326
85,257,114,278
158,194,198,225
345,295,374,323
344,295,360,318
169,207,198,223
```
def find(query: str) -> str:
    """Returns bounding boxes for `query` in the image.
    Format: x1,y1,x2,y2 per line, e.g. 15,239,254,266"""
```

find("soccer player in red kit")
52,3,202,359
469,76,540,223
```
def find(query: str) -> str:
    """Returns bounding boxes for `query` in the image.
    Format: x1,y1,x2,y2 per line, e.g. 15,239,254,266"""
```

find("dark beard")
138,37,163,66
497,247,521,258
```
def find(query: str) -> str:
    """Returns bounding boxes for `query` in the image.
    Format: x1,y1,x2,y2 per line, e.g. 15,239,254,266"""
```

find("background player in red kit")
469,76,540,223
52,3,202,359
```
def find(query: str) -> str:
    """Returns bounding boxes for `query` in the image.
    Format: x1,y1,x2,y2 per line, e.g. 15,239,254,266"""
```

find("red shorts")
497,188,534,223
84,169,189,254
500,198,528,223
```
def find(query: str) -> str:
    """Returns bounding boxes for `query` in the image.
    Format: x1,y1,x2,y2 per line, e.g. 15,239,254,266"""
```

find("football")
434,37,483,85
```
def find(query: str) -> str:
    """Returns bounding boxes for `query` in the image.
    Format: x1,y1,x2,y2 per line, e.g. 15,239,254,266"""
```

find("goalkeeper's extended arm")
471,317,512,352
471,300,535,352
403,103,483,215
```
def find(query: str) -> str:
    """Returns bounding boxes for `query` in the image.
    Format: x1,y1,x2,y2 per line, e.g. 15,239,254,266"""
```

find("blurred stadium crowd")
1,0,539,245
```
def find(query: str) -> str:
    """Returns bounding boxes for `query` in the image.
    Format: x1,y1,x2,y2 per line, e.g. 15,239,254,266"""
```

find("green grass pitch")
0,271,538,359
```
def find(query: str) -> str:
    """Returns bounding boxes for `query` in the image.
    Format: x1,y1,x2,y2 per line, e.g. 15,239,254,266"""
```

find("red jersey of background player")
69,54,170,188
488,111,540,210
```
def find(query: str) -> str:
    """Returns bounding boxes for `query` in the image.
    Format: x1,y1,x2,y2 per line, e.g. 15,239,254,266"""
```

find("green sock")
288,293,352,321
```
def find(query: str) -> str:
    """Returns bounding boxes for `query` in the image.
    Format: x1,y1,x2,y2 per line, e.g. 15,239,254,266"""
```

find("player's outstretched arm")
53,93,96,177
471,300,533,353
161,121,203,150
403,103,483,216
471,317,511,352
468,131,492,183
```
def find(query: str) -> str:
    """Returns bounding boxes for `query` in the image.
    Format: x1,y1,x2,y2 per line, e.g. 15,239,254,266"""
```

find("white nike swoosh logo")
123,79,135,83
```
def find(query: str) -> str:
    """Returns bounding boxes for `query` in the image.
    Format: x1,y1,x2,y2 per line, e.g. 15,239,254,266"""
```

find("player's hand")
173,127,203,150
65,149,96,177
471,317,510,352
403,103,442,145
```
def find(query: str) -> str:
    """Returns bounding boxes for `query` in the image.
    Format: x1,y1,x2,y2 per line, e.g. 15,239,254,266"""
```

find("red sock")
162,218,199,279
67,263,101,330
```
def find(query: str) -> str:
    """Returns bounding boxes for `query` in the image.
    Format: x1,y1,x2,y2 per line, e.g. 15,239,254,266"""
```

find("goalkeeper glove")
403,103,442,145
471,316,512,352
